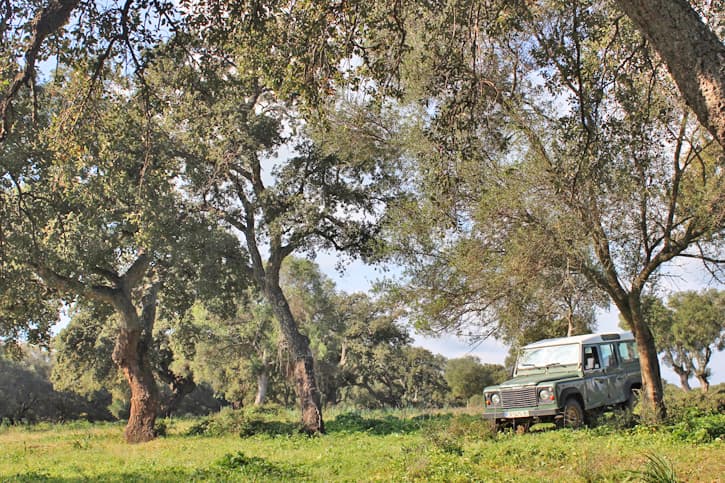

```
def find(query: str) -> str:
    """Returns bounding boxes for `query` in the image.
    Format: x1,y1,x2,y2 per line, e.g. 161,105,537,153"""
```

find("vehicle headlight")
490,393,501,405
539,388,553,402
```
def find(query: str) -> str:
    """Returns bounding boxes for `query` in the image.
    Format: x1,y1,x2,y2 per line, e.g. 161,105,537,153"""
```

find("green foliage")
381,0,724,416
669,413,725,444
445,356,506,404
664,383,725,420
215,451,305,480
447,414,498,442
326,411,433,435
169,298,279,408
186,406,298,438
51,304,121,397
467,394,484,408
659,290,724,390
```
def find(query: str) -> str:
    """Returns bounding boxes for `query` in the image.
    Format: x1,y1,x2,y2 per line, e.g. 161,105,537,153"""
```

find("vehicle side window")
599,344,616,368
583,345,600,370
617,341,638,362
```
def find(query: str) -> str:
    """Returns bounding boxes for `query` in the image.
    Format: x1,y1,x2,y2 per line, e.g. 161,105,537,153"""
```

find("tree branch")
0,0,80,141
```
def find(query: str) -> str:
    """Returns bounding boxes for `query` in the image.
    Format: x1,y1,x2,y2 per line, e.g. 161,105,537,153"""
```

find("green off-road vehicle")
483,332,642,429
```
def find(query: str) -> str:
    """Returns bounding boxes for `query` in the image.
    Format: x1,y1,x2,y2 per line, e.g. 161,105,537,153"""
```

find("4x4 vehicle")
483,332,641,429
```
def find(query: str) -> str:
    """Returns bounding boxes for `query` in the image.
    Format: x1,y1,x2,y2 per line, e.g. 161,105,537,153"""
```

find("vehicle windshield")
516,343,580,373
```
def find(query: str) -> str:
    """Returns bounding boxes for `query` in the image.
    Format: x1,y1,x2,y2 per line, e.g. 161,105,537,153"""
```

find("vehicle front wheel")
561,399,584,428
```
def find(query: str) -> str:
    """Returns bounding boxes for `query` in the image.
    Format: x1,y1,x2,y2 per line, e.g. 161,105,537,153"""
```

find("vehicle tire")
562,399,585,428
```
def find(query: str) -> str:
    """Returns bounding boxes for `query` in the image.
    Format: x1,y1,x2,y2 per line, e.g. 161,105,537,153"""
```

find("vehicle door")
616,341,641,401
599,343,625,404
582,345,608,409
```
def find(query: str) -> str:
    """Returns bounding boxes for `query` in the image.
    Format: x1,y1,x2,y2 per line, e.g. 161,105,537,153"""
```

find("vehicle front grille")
500,387,538,409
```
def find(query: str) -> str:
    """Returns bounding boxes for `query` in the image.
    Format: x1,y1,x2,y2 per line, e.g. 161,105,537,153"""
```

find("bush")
445,414,496,441
215,451,303,479
467,394,484,409
186,406,297,437
669,413,725,443
665,384,725,422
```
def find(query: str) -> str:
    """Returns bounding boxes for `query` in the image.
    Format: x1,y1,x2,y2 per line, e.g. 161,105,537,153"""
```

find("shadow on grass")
326,412,454,435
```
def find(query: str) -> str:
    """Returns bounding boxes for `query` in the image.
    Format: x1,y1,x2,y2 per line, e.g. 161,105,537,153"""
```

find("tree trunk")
630,315,666,420
112,327,159,443
159,375,196,418
614,0,725,148
566,313,574,337
293,353,324,432
255,369,269,406
695,373,710,393
694,348,712,393
266,283,324,434
677,371,692,392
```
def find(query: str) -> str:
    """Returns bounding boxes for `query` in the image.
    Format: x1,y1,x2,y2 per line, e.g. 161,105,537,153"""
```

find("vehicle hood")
489,372,580,389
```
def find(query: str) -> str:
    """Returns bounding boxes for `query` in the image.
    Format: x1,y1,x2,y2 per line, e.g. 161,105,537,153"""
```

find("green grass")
0,411,723,482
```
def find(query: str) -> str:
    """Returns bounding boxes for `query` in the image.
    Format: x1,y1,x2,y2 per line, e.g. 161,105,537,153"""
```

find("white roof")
524,332,635,349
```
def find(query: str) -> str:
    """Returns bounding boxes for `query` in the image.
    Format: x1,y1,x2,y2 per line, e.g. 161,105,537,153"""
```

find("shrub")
445,413,496,441
186,407,245,436
186,406,298,437
215,451,303,479
327,411,430,434
669,413,725,443
467,394,484,409
665,384,725,422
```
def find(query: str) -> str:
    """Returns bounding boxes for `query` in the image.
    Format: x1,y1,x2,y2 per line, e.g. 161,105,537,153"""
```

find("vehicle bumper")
482,407,559,420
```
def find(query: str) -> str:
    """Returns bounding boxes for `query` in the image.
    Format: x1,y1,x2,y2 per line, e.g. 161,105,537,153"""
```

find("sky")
315,252,725,389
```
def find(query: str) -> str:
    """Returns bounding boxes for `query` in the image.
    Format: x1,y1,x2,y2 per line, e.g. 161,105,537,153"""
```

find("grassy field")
1,409,723,482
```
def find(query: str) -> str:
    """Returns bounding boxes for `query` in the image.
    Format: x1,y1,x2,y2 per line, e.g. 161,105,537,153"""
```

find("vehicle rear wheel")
562,399,584,428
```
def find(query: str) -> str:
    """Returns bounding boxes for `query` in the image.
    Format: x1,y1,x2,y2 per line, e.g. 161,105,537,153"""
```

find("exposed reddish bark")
33,255,161,443
112,326,159,443
615,0,725,148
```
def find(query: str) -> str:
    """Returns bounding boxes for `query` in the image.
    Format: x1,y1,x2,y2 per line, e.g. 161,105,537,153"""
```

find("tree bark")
614,0,725,148
254,348,270,406
694,347,712,393
630,311,666,419
112,326,159,443
109,280,160,443
0,0,80,140
32,256,159,442
266,282,324,434
676,370,692,392
695,373,710,393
